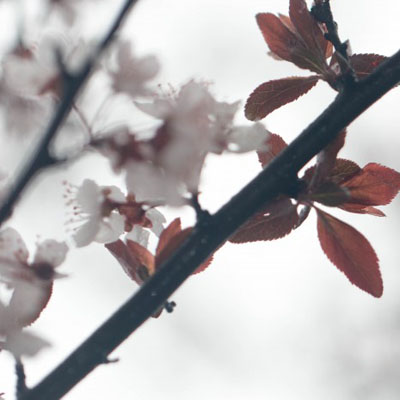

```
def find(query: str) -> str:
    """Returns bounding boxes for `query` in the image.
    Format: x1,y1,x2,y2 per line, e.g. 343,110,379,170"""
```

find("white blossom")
145,208,166,237
126,225,150,248
3,329,51,358
0,228,68,343
130,81,270,204
69,180,125,247
108,40,160,98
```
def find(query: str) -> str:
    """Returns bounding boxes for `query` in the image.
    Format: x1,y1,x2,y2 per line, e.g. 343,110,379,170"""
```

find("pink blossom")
66,180,166,246
107,40,160,98
67,179,125,247
0,228,67,356
127,81,270,204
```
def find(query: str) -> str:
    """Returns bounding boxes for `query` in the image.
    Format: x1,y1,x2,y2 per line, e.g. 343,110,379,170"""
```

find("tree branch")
311,0,356,88
0,0,140,224
20,48,400,400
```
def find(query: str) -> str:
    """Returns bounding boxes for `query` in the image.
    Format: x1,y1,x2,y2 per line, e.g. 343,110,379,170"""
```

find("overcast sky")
1,1,400,399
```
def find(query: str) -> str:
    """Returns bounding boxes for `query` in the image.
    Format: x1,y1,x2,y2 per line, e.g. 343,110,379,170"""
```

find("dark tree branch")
20,48,400,400
0,0,140,224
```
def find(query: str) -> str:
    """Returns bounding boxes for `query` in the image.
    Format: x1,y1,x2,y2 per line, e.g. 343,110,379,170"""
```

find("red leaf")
307,181,350,206
289,0,329,62
156,218,182,258
156,218,213,274
257,133,288,167
316,209,382,297
302,158,361,186
126,240,155,277
230,197,298,243
350,54,387,79
256,11,328,73
245,76,319,121
106,239,155,285
256,13,299,62
339,203,385,217
342,163,400,206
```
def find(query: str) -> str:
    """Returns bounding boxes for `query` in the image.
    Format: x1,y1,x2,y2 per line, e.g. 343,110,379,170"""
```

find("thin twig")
15,357,27,399
311,0,356,88
0,0,140,225
20,47,400,400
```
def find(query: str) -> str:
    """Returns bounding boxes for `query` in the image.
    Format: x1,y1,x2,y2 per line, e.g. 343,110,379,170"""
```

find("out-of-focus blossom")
48,0,80,24
0,35,91,137
65,180,165,247
107,40,160,98
125,81,270,204
0,83,52,136
2,35,88,99
3,329,51,358
0,228,67,356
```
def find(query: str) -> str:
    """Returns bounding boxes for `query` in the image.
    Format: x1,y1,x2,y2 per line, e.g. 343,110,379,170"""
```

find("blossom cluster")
0,0,271,363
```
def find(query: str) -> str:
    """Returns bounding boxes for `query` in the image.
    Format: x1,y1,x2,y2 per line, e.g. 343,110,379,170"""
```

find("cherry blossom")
125,81,270,204
67,179,126,247
66,179,166,247
0,228,67,356
2,34,89,99
107,40,160,98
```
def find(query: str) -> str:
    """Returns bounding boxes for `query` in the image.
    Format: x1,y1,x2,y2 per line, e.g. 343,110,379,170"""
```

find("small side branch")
311,0,356,88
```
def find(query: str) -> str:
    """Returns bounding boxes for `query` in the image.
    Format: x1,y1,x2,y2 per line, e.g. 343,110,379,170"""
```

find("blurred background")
1,0,400,399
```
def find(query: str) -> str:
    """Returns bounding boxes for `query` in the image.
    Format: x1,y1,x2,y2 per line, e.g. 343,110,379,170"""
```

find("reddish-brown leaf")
308,181,350,206
257,133,288,167
342,163,400,206
230,197,298,243
289,0,329,62
245,76,319,121
155,218,213,274
106,239,155,285
156,218,182,258
339,203,385,217
256,13,299,62
316,209,383,297
126,240,155,276
350,54,387,79
302,158,361,186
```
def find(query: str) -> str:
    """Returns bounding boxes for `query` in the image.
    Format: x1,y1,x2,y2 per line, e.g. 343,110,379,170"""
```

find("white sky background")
1,0,400,399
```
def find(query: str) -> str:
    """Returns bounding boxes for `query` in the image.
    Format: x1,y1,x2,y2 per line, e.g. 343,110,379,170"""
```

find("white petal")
126,225,150,248
34,240,68,267
76,179,101,214
5,330,51,358
105,185,125,203
134,98,173,119
94,213,125,244
73,217,99,247
110,41,159,98
0,228,29,263
227,123,270,153
145,208,166,237
126,162,184,206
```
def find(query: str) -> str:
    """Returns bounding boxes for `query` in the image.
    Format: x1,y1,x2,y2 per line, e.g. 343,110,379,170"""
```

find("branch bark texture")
20,48,400,400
